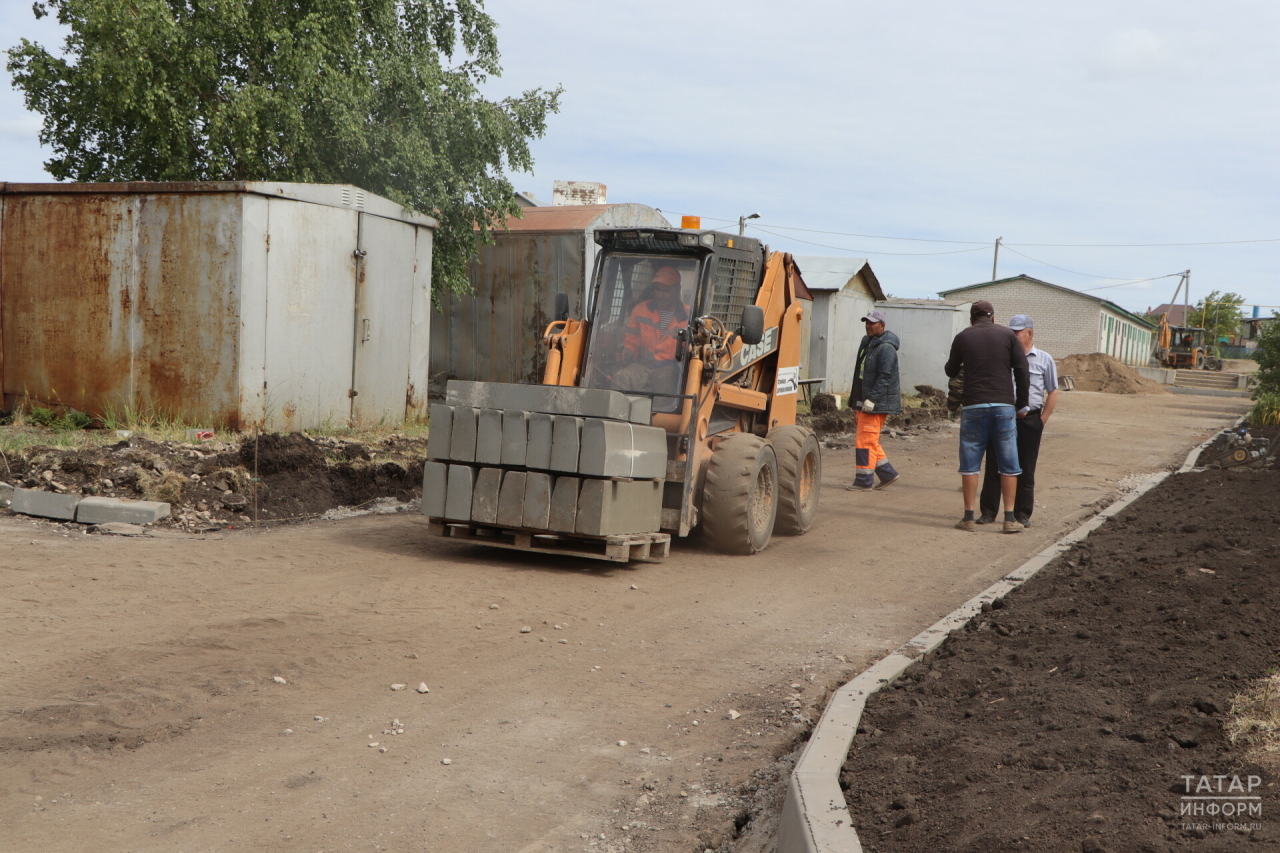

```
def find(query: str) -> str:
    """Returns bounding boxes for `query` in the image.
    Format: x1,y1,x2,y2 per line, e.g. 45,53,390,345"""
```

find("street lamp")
738,212,761,236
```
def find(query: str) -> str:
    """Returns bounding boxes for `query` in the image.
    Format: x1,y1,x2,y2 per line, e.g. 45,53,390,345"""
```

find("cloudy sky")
4,1,1277,315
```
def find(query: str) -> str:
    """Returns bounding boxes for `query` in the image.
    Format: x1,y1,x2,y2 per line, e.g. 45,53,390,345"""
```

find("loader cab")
582,228,765,414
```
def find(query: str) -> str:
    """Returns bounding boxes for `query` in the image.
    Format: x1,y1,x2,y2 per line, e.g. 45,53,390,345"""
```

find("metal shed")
874,298,974,392
792,256,885,394
430,203,670,393
0,181,436,430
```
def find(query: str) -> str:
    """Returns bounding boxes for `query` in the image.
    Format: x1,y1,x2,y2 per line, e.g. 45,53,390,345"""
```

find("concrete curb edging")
776,423,1236,853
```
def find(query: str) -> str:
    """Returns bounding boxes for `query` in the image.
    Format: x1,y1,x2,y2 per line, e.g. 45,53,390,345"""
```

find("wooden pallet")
426,520,671,564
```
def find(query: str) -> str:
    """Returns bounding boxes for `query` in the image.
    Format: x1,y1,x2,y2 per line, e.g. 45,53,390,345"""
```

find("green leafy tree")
7,0,561,294
1252,312,1280,398
1188,290,1246,349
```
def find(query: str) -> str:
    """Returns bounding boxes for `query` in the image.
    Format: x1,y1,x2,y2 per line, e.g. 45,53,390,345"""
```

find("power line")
739,222,988,245
998,244,1151,281
748,224,990,257
1010,238,1280,248
1080,273,1187,292
659,209,1279,249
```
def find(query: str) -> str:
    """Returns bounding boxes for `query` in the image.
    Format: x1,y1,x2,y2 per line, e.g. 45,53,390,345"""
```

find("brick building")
938,275,1157,367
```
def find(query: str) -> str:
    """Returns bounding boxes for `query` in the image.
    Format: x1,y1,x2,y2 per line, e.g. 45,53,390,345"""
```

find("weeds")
1248,393,1280,426
1225,669,1280,771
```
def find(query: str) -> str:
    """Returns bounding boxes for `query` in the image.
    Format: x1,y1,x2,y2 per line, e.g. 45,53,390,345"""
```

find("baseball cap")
1009,314,1034,330
651,266,682,286
860,310,887,324
970,300,994,317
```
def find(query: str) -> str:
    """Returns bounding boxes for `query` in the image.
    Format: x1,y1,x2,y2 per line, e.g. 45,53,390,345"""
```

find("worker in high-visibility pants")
846,310,902,491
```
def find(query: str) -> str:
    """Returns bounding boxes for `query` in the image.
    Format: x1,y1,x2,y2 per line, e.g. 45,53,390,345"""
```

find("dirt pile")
1059,352,1170,394
842,466,1280,851
0,433,426,530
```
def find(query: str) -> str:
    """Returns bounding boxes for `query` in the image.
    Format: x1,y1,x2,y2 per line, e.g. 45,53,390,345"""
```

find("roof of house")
938,274,1156,330
1149,303,1190,325
792,256,885,300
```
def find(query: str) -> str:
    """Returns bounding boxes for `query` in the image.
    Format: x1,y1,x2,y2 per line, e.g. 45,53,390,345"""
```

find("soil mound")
1058,352,1170,394
2,433,426,531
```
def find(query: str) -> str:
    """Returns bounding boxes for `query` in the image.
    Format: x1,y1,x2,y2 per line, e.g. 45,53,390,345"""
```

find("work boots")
873,462,900,490
846,471,875,491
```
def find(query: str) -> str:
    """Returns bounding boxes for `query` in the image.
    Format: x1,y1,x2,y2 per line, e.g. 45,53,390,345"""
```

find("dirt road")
0,391,1248,853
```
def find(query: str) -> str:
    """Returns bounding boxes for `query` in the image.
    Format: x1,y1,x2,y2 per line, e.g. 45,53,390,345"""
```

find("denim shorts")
959,405,1021,476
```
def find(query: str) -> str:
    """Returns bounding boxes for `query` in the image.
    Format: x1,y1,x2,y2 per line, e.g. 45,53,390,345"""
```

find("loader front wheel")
768,425,821,535
701,434,778,554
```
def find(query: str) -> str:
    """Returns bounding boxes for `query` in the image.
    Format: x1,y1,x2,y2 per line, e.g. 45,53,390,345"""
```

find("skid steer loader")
421,224,821,562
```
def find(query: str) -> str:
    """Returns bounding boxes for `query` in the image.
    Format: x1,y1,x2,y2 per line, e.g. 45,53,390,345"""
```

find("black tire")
1195,352,1205,369
701,434,779,555
768,425,822,535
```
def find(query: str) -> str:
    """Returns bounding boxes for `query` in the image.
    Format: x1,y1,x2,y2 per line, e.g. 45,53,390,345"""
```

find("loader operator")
614,265,690,395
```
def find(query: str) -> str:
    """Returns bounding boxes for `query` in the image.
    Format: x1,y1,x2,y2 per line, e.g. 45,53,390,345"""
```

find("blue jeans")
959,405,1021,476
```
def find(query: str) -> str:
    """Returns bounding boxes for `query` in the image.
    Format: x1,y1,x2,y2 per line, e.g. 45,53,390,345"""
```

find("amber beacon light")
681,215,701,229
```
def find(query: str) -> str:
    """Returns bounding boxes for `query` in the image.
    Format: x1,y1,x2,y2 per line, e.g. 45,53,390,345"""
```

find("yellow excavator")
422,223,821,561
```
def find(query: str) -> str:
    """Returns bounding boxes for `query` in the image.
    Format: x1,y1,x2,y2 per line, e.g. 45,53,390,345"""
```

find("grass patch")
1225,670,1280,772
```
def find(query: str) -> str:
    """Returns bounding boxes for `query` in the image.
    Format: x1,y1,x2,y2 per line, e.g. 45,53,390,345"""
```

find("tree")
1187,290,1246,349
1252,313,1280,398
7,0,560,294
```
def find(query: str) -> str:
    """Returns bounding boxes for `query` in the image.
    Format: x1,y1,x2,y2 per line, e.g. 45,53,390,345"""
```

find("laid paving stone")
475,408,504,465
549,476,581,533
427,404,453,460
446,381,651,424
550,416,583,472
501,410,529,467
421,461,448,517
578,419,668,479
75,497,171,525
526,413,555,470
0,481,13,508
575,478,663,536
449,407,479,462
470,468,503,524
497,471,527,528
11,488,81,521
444,464,476,521
522,473,553,529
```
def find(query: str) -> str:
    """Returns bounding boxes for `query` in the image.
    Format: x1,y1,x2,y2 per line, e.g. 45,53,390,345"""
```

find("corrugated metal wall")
431,232,585,392
1,192,244,423
0,183,436,429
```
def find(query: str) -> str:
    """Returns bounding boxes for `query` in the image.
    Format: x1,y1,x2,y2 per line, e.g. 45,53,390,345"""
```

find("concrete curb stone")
11,488,81,520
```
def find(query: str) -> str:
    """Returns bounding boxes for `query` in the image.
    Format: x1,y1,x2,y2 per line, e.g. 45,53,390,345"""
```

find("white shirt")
1024,346,1058,412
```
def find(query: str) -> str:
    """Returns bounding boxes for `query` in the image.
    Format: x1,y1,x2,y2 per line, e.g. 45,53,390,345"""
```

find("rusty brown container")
0,182,436,430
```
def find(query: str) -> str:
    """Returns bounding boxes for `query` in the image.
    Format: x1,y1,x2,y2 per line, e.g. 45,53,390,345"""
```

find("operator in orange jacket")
614,265,690,395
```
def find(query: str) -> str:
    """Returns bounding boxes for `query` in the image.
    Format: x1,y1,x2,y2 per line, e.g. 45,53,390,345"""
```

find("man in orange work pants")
847,310,902,491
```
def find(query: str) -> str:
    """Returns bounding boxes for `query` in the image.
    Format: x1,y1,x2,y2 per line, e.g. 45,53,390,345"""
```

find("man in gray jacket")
847,310,902,491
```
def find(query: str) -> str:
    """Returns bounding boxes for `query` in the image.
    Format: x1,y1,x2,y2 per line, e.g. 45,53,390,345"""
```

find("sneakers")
975,513,997,525
954,518,976,532
1002,520,1023,534
873,462,900,490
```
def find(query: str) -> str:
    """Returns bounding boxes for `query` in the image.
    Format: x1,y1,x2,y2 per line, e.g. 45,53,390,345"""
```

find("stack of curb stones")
421,382,668,536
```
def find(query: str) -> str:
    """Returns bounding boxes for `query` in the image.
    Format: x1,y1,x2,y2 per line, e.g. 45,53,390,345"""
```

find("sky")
3,1,1278,316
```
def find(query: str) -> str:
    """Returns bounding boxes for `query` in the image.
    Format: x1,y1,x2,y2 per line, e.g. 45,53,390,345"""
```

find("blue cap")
1009,314,1033,330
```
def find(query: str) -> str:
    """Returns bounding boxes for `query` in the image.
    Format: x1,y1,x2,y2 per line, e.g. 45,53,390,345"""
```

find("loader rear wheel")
768,425,821,535
701,434,778,554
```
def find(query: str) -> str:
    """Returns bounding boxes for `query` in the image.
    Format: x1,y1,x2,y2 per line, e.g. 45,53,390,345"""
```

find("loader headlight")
678,234,698,247
700,233,715,247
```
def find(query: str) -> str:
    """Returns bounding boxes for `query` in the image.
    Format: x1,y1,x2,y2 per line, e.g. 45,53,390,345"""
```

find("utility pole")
991,237,1002,281
738,212,760,236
